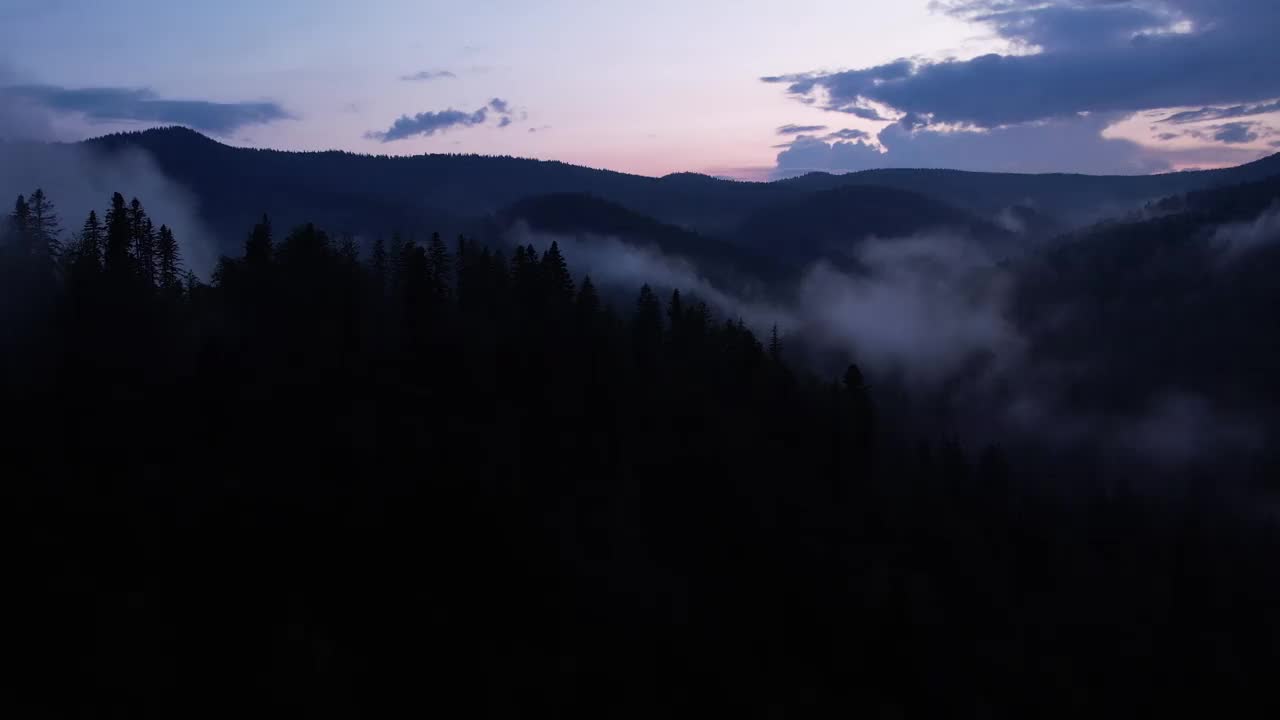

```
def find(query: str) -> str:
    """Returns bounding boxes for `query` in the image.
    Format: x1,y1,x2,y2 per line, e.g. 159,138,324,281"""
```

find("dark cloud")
0,84,291,136
766,1,1280,129
400,70,457,81
365,107,489,142
777,123,828,135
1211,121,1260,144
1159,100,1280,125
365,97,517,142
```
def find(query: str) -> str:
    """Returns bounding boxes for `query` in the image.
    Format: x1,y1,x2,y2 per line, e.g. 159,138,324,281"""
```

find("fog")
1211,202,1280,263
509,221,1268,469
0,90,217,278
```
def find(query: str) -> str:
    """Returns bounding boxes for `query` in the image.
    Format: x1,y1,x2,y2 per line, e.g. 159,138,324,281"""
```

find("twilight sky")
2,0,1278,179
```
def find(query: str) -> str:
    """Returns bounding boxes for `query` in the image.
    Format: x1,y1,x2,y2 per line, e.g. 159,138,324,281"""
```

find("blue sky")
2,0,1278,178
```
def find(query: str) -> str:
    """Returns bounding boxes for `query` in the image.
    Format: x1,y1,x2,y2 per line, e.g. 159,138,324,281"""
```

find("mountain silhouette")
78,127,1280,260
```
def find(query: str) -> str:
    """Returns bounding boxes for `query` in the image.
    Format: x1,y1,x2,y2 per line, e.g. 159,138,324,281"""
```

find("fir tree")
245,214,273,267
103,192,133,275
129,198,156,285
73,210,104,274
8,195,31,253
633,284,663,375
27,188,61,259
156,224,182,292
576,274,600,325
427,231,451,302
540,240,575,304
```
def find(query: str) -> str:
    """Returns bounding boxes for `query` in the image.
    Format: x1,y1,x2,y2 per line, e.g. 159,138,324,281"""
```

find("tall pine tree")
156,224,182,292
27,189,61,260
103,192,133,276
129,198,156,286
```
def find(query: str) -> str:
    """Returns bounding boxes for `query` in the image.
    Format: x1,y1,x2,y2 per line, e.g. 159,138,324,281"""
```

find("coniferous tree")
339,233,359,266
540,240,574,305
129,198,156,286
576,275,600,327
427,231,451,303
633,284,663,377
245,214,273,267
156,224,182,292
103,192,133,276
8,195,31,253
72,210,104,275
27,188,61,259
370,235,387,297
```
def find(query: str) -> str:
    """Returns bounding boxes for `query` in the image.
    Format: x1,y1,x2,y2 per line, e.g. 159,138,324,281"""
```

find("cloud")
0,84,291,136
0,104,219,277
365,97,517,142
824,128,871,141
766,2,1280,129
764,2,1280,174
1210,202,1280,262
777,123,828,135
1211,121,1260,144
365,107,488,142
400,70,457,81
773,112,1171,177
1159,99,1280,125
796,233,1023,386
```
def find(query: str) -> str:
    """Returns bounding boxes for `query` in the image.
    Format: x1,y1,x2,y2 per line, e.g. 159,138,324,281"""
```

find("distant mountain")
776,153,1280,220
70,128,1280,260
500,193,792,287
80,128,782,246
734,184,1011,263
1016,173,1280,415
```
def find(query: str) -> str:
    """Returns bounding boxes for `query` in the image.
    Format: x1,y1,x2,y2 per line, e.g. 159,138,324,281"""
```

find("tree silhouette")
72,210,104,275
103,192,133,276
27,188,61,260
156,224,182,292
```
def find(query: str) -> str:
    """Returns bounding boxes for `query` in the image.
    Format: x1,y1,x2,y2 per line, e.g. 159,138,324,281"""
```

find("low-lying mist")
0,90,217,278
509,217,1273,473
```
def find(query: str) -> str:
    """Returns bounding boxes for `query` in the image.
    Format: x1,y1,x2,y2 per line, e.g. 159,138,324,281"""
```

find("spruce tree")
156,224,182,292
27,189,61,259
576,275,600,324
633,284,663,376
540,240,575,305
245,214,273,266
8,195,31,253
74,210,104,274
370,235,387,297
129,198,156,285
103,192,133,275
427,231,451,302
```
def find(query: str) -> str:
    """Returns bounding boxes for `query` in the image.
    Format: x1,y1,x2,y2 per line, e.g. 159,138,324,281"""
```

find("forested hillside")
4,186,1280,717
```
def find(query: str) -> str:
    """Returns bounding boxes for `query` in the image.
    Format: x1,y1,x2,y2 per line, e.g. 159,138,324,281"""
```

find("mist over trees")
5,178,1280,717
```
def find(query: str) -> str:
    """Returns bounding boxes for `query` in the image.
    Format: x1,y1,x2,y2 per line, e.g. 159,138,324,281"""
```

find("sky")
1,0,1278,179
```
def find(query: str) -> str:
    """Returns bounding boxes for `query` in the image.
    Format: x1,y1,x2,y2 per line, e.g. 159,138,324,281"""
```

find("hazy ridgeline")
4,139,1280,716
